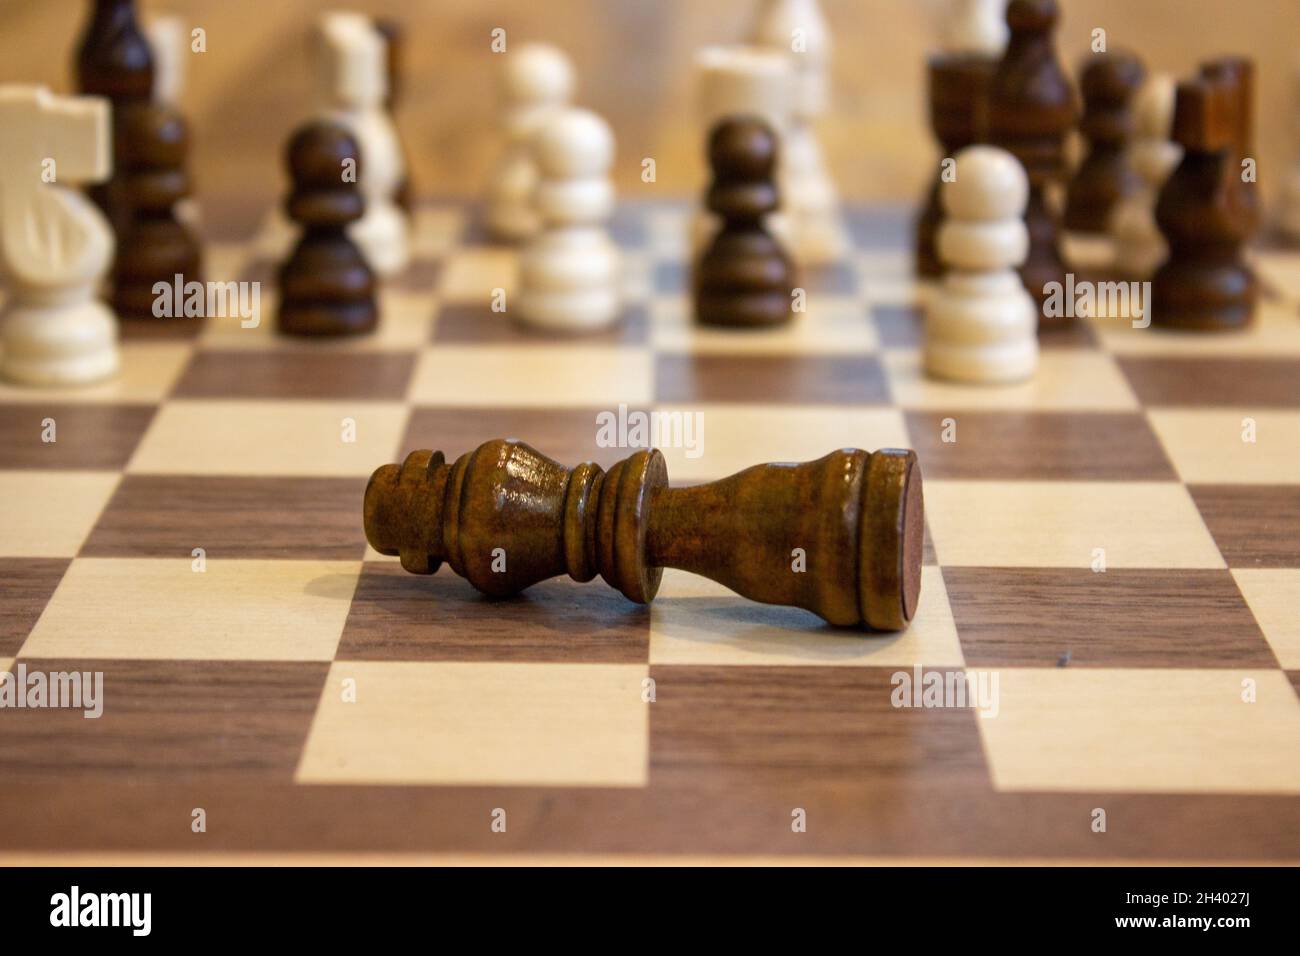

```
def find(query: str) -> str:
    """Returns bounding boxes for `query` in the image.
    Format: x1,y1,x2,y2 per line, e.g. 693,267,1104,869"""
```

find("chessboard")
1,198,1298,865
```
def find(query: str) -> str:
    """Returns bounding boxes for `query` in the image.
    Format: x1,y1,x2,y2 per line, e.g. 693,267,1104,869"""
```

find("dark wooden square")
81,476,368,559
655,354,890,404
337,563,649,663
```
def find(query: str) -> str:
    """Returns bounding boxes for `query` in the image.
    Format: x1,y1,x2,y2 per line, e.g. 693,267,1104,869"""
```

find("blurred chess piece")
75,0,153,242
486,42,575,242
0,87,119,386
694,117,796,328
517,108,621,332
315,12,409,277
915,0,1008,279
1062,50,1145,270
1151,59,1260,331
277,121,377,337
144,14,202,231
944,0,1009,56
692,45,793,257
1109,73,1180,280
925,145,1038,384
750,0,847,264
373,18,414,214
1279,63,1300,243
113,13,202,321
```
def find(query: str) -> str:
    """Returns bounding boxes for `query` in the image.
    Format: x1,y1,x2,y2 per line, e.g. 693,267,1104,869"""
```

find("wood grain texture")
172,350,416,399
0,777,1295,859
904,411,1177,480
0,559,69,657
1189,485,1300,568
79,475,369,559
654,354,889,404
336,563,650,664
943,567,1276,667
1118,357,1300,407
648,665,988,787
0,659,329,781
0,404,156,470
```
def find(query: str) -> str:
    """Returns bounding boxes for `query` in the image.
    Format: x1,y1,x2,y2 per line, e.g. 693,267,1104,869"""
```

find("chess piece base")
0,299,119,386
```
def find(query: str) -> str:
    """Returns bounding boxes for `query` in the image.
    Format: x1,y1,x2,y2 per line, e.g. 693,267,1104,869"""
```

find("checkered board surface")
1,199,1299,864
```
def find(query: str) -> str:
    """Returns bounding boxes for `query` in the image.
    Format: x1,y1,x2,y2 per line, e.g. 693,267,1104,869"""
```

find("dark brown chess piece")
1064,50,1145,234
916,54,996,277
75,0,154,240
1151,62,1260,332
694,117,797,327
988,0,1077,317
374,18,413,214
364,440,924,631
112,102,202,320
277,122,377,337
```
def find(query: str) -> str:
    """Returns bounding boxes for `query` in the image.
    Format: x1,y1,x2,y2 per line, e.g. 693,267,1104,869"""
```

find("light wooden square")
978,668,1300,793
0,343,190,404
1147,410,1300,484
650,566,962,667
127,400,408,476
926,480,1225,568
653,404,909,482
1232,569,1300,669
21,558,359,661
649,297,877,354
409,346,653,407
884,350,1138,410
296,661,649,786
438,249,517,303
1091,300,1300,356
411,205,466,258
0,471,119,557
0,658,12,675
1252,249,1300,305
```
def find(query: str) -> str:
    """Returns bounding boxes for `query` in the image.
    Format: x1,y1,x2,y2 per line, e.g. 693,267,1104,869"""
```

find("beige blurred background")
2,0,1297,232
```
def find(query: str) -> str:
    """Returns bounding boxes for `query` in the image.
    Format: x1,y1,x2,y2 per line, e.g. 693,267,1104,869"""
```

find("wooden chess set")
0,0,1297,866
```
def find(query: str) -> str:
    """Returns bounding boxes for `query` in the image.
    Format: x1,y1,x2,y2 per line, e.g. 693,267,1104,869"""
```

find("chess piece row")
916,0,1263,374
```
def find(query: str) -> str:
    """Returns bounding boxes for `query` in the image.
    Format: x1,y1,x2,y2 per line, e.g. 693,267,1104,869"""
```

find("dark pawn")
112,102,202,320
1064,50,1145,233
916,55,995,277
76,0,154,240
278,122,377,337
694,117,796,328
988,0,1077,316
1151,66,1260,332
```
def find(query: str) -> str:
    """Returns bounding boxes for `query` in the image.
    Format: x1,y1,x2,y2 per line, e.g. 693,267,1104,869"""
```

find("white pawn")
0,86,118,387
486,43,575,242
316,12,409,276
925,145,1038,384
1109,74,1181,279
517,108,621,332
943,0,1010,58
